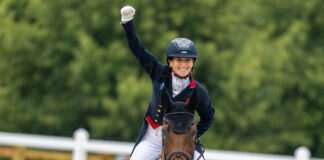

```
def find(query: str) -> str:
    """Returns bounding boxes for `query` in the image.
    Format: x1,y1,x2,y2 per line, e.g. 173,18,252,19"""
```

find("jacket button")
155,120,158,123
156,114,159,117
159,105,162,108
157,109,161,113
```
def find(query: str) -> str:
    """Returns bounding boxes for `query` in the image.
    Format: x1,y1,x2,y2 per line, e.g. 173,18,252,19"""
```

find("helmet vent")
172,38,193,50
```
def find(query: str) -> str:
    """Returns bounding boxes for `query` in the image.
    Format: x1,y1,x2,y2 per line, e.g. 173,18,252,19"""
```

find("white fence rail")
0,128,323,160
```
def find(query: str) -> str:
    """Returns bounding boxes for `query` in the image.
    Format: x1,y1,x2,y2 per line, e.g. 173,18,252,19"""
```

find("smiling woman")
121,5,215,160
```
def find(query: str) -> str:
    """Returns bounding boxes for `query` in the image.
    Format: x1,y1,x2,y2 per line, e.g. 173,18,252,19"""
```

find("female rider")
120,6,215,160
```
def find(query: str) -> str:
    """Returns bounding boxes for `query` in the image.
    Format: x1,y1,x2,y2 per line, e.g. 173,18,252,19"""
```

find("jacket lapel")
173,85,194,101
165,72,196,102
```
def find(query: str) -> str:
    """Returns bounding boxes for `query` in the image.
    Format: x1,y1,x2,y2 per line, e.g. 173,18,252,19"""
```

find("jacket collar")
166,71,196,101
169,71,195,88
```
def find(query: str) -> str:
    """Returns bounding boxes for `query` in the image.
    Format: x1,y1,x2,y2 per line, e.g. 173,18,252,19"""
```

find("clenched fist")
121,6,135,23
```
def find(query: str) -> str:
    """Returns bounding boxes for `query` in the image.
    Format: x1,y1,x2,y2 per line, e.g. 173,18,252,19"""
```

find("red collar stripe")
189,77,196,88
145,116,161,129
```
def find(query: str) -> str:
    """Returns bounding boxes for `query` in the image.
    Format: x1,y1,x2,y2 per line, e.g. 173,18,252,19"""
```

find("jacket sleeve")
122,20,165,80
196,89,215,138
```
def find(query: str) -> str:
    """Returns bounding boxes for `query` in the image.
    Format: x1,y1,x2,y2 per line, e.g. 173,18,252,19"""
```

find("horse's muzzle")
166,150,192,160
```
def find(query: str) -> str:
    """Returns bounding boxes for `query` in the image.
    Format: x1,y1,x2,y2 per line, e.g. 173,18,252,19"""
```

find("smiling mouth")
178,68,188,71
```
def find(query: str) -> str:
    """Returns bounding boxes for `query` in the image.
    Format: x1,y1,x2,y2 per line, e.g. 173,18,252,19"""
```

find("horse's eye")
190,129,197,136
162,126,169,136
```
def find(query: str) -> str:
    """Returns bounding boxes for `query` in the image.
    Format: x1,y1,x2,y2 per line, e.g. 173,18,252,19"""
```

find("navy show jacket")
122,20,215,153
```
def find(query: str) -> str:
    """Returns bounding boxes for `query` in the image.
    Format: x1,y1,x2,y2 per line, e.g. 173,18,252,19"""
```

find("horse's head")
160,88,198,160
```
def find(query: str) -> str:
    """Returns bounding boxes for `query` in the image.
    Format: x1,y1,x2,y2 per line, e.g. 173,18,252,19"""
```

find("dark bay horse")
160,88,201,160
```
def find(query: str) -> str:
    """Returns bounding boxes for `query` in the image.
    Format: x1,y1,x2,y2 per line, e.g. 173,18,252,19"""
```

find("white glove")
121,6,135,23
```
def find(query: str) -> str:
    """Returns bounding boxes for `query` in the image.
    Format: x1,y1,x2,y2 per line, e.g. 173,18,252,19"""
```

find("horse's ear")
161,87,172,112
188,88,198,110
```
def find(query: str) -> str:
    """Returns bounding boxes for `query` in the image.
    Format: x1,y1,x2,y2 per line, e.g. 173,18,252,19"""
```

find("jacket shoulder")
194,81,209,95
156,65,171,81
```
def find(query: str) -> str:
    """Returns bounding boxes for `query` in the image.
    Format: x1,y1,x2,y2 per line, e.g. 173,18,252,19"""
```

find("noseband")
166,150,192,160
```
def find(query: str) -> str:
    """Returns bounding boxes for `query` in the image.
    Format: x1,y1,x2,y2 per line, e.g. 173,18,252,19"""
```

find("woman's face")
168,57,194,77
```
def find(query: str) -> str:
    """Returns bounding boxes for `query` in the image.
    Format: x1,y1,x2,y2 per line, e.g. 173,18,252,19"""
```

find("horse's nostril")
166,151,192,160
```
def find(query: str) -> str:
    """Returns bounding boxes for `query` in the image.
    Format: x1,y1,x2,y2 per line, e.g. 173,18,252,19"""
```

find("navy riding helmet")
166,38,198,61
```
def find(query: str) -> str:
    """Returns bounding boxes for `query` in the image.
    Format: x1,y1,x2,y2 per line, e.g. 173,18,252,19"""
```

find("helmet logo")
181,51,188,54
171,38,193,50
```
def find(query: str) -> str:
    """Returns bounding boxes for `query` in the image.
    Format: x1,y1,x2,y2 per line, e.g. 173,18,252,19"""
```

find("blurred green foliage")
0,0,323,157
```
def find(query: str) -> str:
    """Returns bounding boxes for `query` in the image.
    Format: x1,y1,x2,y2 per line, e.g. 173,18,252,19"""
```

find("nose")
179,61,188,68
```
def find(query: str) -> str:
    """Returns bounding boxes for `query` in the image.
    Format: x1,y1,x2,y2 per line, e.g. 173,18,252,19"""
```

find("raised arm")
121,6,166,80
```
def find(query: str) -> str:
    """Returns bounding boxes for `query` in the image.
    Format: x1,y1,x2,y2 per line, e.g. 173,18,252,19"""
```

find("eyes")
175,58,193,63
